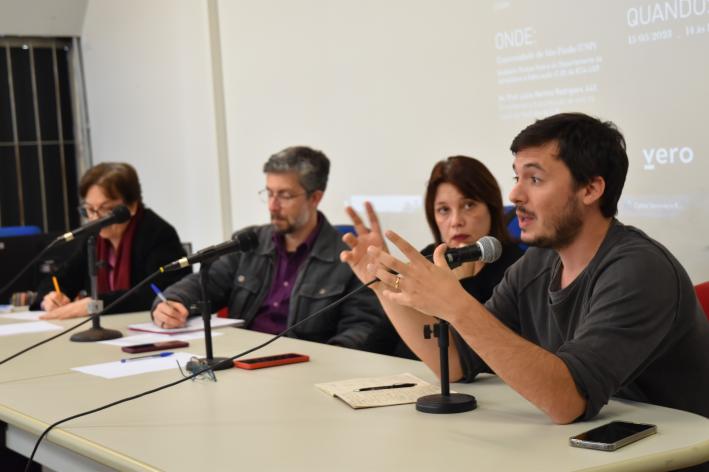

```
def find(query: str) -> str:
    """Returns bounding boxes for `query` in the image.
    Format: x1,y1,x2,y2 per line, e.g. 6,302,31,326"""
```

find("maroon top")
249,214,323,334
96,204,144,294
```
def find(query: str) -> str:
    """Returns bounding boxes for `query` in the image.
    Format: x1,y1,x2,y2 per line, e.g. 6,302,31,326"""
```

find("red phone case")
234,353,309,370
121,340,189,353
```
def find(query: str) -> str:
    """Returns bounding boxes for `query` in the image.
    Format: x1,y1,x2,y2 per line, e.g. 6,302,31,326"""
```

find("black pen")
355,382,417,392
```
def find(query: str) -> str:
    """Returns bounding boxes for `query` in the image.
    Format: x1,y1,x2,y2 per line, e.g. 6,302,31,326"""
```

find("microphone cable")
8,235,491,368
23,278,378,471
3,234,257,367
1,205,132,301
0,238,60,301
0,270,162,366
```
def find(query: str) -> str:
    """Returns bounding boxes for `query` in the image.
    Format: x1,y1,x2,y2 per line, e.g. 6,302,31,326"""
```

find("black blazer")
33,208,191,314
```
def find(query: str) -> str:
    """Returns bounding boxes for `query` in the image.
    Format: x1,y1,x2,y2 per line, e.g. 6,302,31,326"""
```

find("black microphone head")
232,229,258,251
56,203,132,244
476,236,502,263
110,204,131,224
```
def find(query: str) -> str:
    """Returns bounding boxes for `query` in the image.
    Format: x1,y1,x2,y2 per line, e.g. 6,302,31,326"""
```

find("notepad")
127,315,244,334
316,373,442,409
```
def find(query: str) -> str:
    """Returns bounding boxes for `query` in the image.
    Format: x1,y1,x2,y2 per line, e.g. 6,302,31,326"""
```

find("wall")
3,0,708,283
219,0,481,254
0,0,87,36
217,0,709,282
80,0,224,252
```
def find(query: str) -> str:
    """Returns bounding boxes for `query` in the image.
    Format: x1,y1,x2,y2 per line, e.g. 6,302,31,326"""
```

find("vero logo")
642,146,694,171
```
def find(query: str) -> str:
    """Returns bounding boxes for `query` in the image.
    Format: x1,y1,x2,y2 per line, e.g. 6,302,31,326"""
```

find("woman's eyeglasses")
77,203,120,219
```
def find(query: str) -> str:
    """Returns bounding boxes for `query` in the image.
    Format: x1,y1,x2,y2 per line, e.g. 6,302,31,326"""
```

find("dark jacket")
33,208,191,314
159,215,390,352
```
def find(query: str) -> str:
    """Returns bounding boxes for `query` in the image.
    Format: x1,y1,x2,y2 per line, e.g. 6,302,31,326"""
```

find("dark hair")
510,112,628,218
425,156,511,246
263,146,330,193
79,162,142,204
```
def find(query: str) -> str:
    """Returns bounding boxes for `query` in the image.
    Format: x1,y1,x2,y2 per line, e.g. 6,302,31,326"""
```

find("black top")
33,208,191,314
388,242,524,359
457,243,525,304
457,221,709,420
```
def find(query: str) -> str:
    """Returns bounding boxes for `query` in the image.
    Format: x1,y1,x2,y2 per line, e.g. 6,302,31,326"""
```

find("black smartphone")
569,421,657,451
121,340,189,353
234,353,309,370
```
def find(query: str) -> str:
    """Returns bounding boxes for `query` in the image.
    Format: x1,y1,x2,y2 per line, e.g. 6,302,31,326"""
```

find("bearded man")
153,146,389,352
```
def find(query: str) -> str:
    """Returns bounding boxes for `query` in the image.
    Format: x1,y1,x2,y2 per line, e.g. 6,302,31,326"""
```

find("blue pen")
150,283,168,303
121,352,174,363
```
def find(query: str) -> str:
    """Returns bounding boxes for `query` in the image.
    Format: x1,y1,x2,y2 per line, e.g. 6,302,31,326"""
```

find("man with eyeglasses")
152,146,391,352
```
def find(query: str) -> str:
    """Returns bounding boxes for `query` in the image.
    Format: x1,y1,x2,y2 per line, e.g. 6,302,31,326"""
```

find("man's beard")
271,208,310,235
522,195,583,249
271,215,296,234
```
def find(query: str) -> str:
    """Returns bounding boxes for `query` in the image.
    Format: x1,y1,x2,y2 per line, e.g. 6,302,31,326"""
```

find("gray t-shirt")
455,220,709,420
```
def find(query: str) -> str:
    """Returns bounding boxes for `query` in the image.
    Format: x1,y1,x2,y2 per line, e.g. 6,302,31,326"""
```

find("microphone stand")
186,259,233,372
415,318,476,414
71,235,122,342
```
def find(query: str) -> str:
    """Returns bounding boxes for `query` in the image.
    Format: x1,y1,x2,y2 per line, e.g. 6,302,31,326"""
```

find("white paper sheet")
98,331,222,347
127,316,243,334
0,310,45,321
0,321,62,337
72,352,200,379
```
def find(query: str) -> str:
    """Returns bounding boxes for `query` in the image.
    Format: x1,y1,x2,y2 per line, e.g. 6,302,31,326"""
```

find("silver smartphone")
569,421,657,451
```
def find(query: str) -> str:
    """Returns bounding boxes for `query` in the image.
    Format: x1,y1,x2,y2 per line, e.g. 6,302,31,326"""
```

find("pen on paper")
150,283,168,303
52,276,62,296
355,382,417,392
121,352,174,363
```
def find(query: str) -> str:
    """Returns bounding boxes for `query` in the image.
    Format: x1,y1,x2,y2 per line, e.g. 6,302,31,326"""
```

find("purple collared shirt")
250,215,323,335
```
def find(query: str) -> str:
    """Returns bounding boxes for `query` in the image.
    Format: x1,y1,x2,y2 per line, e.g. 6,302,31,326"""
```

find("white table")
0,312,707,471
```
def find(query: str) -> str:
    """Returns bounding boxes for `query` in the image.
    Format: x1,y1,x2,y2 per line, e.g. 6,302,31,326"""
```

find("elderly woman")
342,155,523,361
35,162,191,318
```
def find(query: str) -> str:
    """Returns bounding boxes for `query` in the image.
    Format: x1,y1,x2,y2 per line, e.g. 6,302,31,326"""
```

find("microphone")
441,236,502,268
160,230,259,272
56,205,131,243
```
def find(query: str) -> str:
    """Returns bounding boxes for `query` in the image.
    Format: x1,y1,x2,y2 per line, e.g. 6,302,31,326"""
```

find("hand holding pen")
40,276,71,312
150,284,189,329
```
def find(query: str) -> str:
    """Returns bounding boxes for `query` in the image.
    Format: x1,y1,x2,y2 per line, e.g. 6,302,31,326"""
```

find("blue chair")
0,226,41,238
333,224,356,236
504,206,527,251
